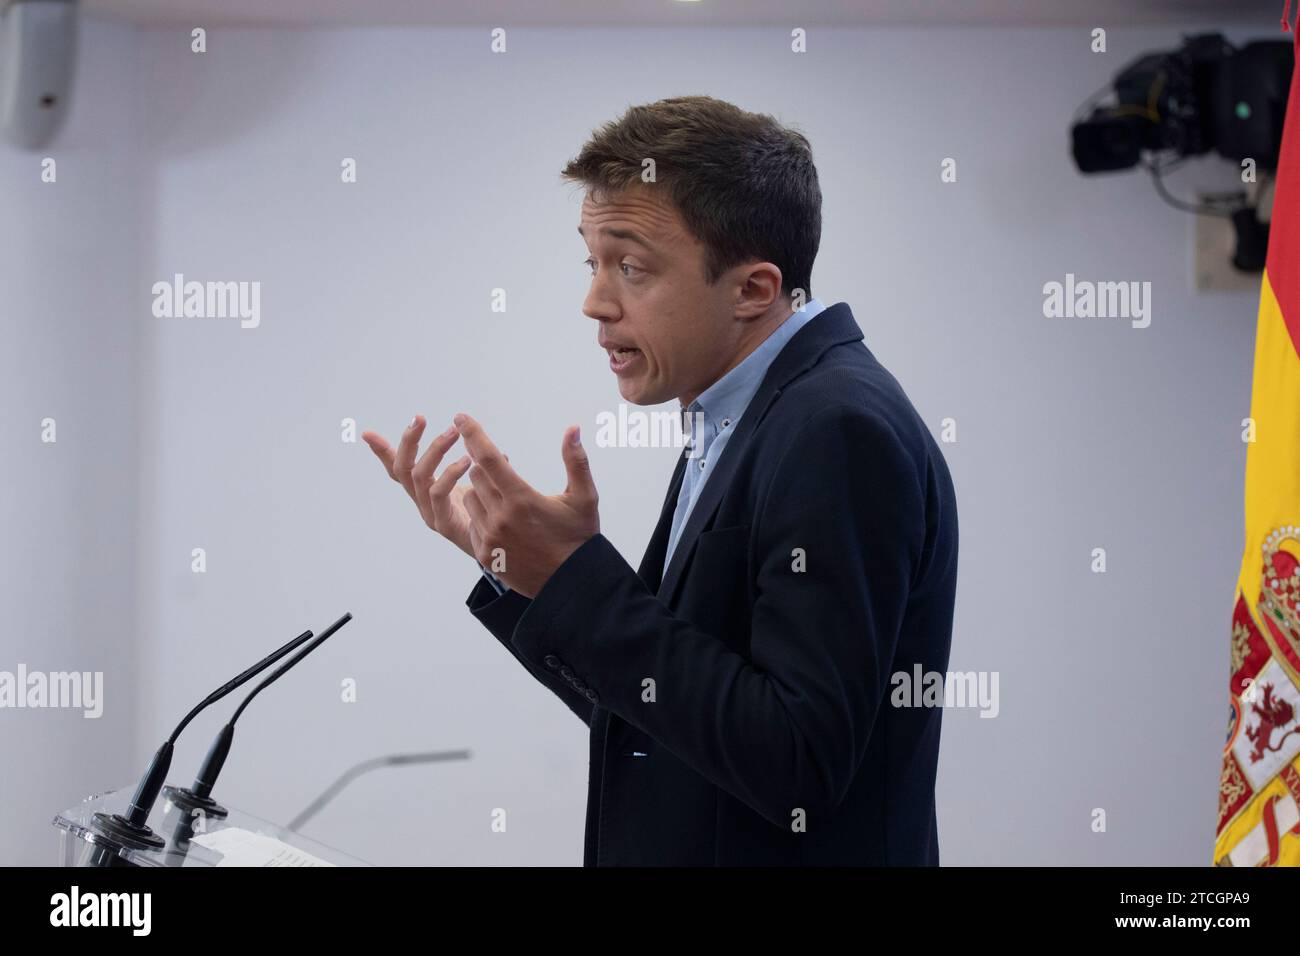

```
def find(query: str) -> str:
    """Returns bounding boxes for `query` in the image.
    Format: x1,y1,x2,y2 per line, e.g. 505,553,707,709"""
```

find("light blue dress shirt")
662,298,825,569
481,297,826,594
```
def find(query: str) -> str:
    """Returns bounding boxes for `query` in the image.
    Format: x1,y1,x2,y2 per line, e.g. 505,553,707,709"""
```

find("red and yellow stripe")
1215,19,1300,867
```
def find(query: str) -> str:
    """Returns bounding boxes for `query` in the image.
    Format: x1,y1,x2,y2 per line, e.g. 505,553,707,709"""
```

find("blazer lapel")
636,449,688,592
655,302,865,606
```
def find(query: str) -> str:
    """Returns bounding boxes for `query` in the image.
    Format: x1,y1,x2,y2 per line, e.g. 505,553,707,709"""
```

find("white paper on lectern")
191,827,336,867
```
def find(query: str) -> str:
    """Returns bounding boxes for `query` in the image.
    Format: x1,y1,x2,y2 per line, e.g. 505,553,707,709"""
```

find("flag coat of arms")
1216,10,1300,868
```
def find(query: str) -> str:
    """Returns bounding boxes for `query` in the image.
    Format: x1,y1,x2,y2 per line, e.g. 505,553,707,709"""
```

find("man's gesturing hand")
455,412,600,598
361,414,476,558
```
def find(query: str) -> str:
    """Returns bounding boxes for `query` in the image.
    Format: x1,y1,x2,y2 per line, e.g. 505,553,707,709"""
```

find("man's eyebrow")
577,224,657,250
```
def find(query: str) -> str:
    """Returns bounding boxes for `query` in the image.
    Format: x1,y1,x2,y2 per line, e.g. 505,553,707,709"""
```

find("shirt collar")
684,298,826,437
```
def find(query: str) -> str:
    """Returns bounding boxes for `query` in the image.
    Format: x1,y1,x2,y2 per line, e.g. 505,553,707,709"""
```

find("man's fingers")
467,463,502,505
412,422,460,488
561,425,598,503
392,414,428,499
361,431,397,480
463,487,489,531
386,414,450,532
430,455,472,526
454,413,527,495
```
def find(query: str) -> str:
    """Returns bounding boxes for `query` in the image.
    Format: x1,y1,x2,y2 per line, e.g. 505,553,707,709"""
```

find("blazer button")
583,688,599,703
571,678,587,692
559,665,574,680
543,654,560,670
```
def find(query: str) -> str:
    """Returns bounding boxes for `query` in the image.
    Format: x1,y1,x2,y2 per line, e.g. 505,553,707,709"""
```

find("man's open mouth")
608,346,642,372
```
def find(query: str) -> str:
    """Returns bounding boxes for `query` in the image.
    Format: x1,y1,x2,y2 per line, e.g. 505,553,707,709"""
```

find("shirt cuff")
476,560,509,595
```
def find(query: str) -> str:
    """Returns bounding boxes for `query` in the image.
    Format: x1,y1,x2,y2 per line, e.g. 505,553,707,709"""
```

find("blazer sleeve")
505,404,925,828
465,574,595,727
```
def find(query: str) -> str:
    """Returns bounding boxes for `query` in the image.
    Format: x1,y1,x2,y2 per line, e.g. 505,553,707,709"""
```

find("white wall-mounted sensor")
0,0,78,150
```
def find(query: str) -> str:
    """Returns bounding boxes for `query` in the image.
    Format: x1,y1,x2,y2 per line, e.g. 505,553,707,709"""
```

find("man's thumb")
561,426,596,500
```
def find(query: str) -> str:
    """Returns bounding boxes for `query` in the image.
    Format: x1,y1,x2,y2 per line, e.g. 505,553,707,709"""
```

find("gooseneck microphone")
87,625,319,863
167,612,354,824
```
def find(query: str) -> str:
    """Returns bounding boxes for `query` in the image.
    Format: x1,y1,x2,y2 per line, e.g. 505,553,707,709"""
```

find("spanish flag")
1215,13,1300,867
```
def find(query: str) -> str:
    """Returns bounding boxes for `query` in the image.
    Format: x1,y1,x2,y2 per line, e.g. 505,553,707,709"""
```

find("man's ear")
733,261,785,321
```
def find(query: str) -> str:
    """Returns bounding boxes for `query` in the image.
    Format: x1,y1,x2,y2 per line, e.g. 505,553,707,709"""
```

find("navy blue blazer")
466,301,958,865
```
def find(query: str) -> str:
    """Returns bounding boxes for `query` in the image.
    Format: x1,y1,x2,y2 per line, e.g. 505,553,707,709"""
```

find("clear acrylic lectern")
52,786,370,867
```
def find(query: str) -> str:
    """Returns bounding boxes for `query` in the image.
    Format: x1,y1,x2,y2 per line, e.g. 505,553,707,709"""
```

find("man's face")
578,185,747,407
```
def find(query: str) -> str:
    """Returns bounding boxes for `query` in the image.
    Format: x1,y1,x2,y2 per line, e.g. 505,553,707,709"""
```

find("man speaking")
363,95,959,866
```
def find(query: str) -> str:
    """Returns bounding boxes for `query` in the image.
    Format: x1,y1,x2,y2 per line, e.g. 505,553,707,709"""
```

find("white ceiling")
80,0,1284,28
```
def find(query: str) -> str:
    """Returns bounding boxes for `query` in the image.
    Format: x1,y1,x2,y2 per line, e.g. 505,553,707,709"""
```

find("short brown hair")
560,95,821,300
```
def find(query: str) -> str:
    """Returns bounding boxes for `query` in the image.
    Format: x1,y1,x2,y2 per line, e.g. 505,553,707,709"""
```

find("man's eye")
583,257,641,278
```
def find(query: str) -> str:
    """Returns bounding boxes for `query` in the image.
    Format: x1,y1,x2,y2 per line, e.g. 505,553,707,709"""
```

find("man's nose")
582,284,619,324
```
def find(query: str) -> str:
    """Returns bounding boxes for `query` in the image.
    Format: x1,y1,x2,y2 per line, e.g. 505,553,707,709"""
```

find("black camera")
1072,33,1292,174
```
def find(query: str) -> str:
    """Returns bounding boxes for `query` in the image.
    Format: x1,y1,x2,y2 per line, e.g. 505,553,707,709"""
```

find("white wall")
0,18,142,866
3,16,1275,865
